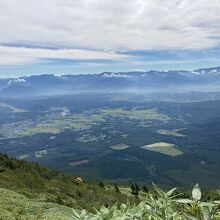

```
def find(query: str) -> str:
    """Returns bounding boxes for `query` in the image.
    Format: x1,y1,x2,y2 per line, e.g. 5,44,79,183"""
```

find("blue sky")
0,0,220,77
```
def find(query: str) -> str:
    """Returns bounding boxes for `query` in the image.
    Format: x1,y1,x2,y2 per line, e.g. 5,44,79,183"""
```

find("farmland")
110,143,131,150
0,94,220,188
141,142,183,156
156,129,186,137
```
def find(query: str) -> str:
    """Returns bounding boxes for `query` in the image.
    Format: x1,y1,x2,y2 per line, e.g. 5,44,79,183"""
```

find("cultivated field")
110,143,131,150
141,142,183,156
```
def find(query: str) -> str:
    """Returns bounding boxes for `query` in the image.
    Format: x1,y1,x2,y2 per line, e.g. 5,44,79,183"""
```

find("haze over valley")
1,68,220,188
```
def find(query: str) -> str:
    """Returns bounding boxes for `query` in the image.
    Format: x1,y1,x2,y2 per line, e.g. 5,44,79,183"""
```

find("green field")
110,143,131,150
19,126,60,136
156,129,186,137
76,134,106,143
3,107,170,138
100,108,170,122
16,114,105,137
141,142,183,156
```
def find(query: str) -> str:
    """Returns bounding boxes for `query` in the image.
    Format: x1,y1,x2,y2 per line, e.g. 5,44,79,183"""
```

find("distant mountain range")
1,66,220,97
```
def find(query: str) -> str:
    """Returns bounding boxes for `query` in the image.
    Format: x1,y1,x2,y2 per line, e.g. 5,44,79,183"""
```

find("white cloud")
0,0,220,66
0,0,220,51
0,46,131,65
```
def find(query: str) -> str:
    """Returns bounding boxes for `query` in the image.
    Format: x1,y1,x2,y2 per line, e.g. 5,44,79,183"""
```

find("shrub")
72,184,220,219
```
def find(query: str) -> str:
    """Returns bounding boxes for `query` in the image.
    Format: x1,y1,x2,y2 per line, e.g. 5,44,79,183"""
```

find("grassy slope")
1,183,220,219
0,188,73,220
0,154,129,212
0,154,220,219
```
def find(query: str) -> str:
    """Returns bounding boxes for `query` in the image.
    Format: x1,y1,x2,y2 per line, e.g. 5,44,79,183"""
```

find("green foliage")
0,188,75,220
131,183,140,197
98,182,105,189
142,185,148,193
114,183,120,193
72,184,220,220
0,154,220,219
0,154,128,211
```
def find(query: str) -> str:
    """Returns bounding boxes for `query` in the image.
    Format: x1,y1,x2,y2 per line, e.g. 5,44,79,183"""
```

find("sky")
1,0,220,77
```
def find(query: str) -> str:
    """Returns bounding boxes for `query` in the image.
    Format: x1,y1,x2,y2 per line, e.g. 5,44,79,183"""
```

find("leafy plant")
72,184,220,220
176,184,220,219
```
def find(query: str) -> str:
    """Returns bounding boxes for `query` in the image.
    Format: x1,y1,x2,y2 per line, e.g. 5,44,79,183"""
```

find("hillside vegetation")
0,154,129,211
0,154,220,219
73,184,220,219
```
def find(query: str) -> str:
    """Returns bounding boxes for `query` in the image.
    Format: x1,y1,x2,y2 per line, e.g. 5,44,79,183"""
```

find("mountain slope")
0,188,73,220
0,154,220,219
0,154,128,211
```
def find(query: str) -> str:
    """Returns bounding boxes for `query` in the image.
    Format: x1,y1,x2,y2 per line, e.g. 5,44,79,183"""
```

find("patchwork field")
0,107,170,138
0,95,220,188
100,108,170,122
76,133,106,143
156,129,186,137
141,142,183,156
110,143,131,150
69,159,89,166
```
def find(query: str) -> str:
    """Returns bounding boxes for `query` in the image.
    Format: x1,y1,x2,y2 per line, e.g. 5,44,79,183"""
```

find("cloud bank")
0,0,220,70
0,46,131,65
